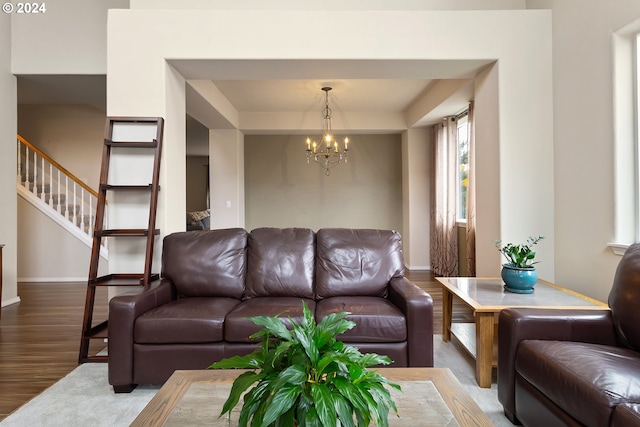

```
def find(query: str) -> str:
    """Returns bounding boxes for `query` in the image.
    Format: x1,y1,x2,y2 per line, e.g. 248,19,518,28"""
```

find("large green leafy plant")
495,235,545,268
209,302,400,427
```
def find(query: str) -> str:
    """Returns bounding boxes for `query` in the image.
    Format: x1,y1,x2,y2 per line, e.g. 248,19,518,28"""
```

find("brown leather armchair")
108,227,433,393
498,243,640,426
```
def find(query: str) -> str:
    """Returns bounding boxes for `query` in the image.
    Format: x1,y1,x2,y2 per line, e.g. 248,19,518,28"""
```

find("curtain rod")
452,109,469,121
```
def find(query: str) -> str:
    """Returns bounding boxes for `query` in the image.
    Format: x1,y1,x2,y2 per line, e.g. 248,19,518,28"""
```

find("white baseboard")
18,277,86,283
405,265,431,271
1,296,21,307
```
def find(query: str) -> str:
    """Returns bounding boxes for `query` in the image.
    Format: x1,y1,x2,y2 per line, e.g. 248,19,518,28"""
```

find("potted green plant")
495,235,545,294
208,302,401,427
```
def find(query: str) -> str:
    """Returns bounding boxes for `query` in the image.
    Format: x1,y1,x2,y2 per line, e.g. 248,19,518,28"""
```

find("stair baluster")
64,176,69,220
16,139,20,186
40,156,45,201
56,169,61,214
48,162,53,207
32,148,37,196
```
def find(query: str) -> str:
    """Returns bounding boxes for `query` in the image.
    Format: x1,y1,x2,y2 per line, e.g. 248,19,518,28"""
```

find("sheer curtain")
430,119,458,276
466,101,477,276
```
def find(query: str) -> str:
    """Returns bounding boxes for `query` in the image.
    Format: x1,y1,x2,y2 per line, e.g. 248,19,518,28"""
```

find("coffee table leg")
442,288,452,341
475,312,493,388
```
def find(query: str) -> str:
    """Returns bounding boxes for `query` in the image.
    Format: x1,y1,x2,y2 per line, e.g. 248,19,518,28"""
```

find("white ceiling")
212,79,434,112
175,58,489,135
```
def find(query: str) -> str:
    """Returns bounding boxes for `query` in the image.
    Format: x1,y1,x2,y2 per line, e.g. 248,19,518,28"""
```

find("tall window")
456,114,470,222
611,20,640,252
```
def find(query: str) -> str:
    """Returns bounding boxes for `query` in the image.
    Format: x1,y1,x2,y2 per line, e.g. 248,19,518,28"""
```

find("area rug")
1,336,511,426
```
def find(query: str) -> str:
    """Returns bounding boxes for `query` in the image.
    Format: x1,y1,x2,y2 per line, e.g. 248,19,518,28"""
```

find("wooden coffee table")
437,277,609,388
131,368,492,426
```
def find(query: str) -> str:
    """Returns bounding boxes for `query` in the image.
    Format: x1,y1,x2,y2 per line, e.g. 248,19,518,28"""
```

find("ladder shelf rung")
101,184,158,192
94,229,160,237
105,139,158,148
90,273,160,286
84,320,109,339
81,355,109,363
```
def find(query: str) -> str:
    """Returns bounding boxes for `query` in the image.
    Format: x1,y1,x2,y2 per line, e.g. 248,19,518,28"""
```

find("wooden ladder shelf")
79,117,164,363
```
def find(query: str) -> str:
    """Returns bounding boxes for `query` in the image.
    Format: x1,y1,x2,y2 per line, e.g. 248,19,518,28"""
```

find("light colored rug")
1,336,511,426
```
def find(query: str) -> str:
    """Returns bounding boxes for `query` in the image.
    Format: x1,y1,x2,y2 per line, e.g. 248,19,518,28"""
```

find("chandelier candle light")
305,87,349,176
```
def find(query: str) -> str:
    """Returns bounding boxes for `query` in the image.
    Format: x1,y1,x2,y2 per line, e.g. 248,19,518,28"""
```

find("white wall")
0,14,18,307
402,129,431,270
17,198,108,281
18,104,105,189
473,63,503,276
11,0,129,74
527,0,640,302
244,134,403,233
210,129,244,229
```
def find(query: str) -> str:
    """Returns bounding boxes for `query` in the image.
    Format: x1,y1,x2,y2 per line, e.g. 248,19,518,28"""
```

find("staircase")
16,135,108,258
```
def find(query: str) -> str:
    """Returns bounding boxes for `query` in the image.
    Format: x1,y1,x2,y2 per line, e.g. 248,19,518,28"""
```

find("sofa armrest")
498,307,615,423
108,279,175,389
388,277,433,367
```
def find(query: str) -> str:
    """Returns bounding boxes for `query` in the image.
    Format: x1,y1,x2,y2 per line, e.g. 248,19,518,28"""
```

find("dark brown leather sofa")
498,243,640,426
108,227,433,392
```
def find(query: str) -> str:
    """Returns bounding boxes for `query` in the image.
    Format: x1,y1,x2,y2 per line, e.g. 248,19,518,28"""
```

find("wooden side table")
437,277,608,388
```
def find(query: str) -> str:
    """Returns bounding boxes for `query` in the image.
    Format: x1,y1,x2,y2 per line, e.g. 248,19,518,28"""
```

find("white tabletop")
438,277,608,312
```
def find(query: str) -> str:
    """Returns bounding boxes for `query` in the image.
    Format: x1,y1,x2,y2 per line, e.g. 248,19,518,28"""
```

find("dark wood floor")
0,271,472,421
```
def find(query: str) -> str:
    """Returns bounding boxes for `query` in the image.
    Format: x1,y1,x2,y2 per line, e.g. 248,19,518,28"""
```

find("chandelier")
305,87,349,176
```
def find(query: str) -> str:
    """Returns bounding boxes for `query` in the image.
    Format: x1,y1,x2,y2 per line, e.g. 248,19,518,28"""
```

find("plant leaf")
315,312,354,348
333,393,356,427
217,371,264,417
250,316,293,341
311,382,337,427
357,384,383,427
260,383,302,427
303,407,322,427
331,376,370,425
208,352,262,370
296,392,314,426
357,353,392,368
275,407,296,427
300,301,316,334
292,319,319,366
238,380,270,427
366,382,395,427
270,364,308,390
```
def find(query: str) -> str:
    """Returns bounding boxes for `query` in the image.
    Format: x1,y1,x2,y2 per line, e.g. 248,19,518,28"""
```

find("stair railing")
16,135,107,251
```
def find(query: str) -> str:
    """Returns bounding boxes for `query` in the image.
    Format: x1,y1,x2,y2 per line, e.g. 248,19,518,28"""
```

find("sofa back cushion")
161,228,247,298
315,228,405,299
245,227,315,299
609,243,640,352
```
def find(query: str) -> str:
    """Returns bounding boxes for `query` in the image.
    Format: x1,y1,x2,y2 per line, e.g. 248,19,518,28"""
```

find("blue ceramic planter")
501,264,537,294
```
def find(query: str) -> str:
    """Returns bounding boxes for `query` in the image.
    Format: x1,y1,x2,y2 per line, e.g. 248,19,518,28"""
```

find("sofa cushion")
609,243,640,352
161,228,247,298
135,297,241,344
224,297,316,343
516,340,640,427
315,297,407,342
315,228,404,299
612,403,640,427
245,228,315,299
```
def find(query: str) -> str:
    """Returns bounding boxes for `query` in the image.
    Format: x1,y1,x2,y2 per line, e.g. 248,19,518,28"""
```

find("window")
611,20,640,253
456,113,470,222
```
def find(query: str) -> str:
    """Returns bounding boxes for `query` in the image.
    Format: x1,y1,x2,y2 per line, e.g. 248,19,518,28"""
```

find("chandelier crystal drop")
305,87,349,176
